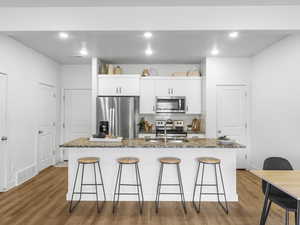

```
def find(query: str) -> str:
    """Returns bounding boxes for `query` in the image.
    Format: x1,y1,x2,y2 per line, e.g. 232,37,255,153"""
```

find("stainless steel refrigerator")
96,96,139,139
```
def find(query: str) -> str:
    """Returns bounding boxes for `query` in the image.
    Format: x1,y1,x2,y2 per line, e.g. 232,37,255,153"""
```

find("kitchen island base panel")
67,148,238,202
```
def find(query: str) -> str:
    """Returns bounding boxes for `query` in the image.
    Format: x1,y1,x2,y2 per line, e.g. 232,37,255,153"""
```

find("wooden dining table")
251,170,300,225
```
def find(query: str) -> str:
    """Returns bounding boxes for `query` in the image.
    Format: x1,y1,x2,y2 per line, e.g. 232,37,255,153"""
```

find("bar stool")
69,157,106,213
192,157,228,214
112,157,144,214
155,157,187,214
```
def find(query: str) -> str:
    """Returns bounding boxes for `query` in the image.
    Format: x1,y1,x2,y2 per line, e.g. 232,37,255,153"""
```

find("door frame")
0,72,8,191
216,83,250,168
36,82,57,172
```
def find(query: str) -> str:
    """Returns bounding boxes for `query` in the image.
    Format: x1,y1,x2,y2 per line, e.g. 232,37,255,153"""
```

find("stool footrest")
115,193,140,195
199,192,225,195
159,192,183,195
119,183,140,186
159,183,180,186
82,183,104,186
195,184,217,186
73,192,98,195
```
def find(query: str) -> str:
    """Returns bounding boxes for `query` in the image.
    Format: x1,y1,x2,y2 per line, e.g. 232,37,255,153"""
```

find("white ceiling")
0,0,299,6
5,31,293,64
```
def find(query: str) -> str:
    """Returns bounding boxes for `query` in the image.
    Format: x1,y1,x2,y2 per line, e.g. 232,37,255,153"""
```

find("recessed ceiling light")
229,31,239,39
79,42,88,56
145,47,153,56
211,48,219,56
144,32,153,39
58,32,69,40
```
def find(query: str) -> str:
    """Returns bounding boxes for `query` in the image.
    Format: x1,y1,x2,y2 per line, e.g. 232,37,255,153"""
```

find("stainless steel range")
155,119,187,138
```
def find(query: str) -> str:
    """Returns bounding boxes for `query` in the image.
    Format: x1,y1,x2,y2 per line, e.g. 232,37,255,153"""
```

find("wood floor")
0,167,291,225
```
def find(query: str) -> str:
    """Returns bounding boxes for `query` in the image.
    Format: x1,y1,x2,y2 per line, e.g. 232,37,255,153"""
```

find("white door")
0,74,8,191
37,84,56,172
63,89,91,160
217,85,247,168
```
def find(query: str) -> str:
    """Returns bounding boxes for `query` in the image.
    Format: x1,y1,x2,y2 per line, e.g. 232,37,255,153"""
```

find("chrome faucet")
164,119,173,144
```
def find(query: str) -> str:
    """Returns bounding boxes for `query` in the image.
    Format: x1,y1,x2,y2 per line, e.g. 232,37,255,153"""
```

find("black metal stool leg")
218,163,229,214
176,164,187,214
198,163,205,213
93,163,100,213
155,163,164,213
192,161,200,211
113,163,121,214
69,163,80,213
135,163,143,214
97,162,106,201
117,164,123,204
69,163,85,213
136,163,144,204
214,164,221,203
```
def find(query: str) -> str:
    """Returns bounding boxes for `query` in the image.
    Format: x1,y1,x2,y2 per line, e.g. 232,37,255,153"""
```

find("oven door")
155,97,185,113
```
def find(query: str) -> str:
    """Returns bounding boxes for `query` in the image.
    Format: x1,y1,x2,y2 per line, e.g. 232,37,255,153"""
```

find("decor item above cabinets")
98,75,140,96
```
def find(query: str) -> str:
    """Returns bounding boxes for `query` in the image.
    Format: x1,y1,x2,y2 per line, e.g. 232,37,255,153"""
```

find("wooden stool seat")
197,157,220,164
118,157,139,164
78,157,99,164
159,157,181,164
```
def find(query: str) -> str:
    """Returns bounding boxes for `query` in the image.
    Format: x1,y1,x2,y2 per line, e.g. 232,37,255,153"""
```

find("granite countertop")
60,138,245,149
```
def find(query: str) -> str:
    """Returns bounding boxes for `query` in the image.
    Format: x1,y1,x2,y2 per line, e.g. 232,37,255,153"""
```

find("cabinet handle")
186,105,189,112
153,106,155,112
119,87,122,94
116,88,118,94
172,88,174,94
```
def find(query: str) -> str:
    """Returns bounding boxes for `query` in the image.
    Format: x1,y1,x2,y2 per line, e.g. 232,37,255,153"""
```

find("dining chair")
262,157,297,225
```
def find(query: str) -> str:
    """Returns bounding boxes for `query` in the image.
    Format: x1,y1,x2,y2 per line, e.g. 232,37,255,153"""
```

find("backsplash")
139,114,205,133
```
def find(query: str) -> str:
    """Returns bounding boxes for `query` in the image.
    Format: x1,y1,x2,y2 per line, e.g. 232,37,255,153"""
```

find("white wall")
60,64,91,89
0,34,60,188
205,58,252,138
250,34,300,169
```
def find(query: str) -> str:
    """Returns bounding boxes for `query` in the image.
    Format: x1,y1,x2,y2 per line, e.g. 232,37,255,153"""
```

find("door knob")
38,130,43,134
218,130,222,134
1,136,7,141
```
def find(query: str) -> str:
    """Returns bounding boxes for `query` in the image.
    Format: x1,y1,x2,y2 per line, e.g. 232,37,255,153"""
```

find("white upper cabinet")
98,75,140,96
140,78,156,114
140,77,202,114
184,78,202,114
154,78,185,96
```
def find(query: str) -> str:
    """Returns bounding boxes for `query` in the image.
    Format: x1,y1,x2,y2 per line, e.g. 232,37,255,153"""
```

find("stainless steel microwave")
155,96,186,113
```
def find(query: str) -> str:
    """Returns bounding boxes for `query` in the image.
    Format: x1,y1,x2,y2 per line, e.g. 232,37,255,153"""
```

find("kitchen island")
61,138,244,202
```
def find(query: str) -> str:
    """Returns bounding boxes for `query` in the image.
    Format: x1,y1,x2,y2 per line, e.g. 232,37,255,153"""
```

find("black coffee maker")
98,121,109,138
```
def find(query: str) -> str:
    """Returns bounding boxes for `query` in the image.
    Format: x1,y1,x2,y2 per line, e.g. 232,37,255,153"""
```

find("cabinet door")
98,75,140,96
155,79,185,96
98,76,120,95
185,79,202,114
140,79,156,114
